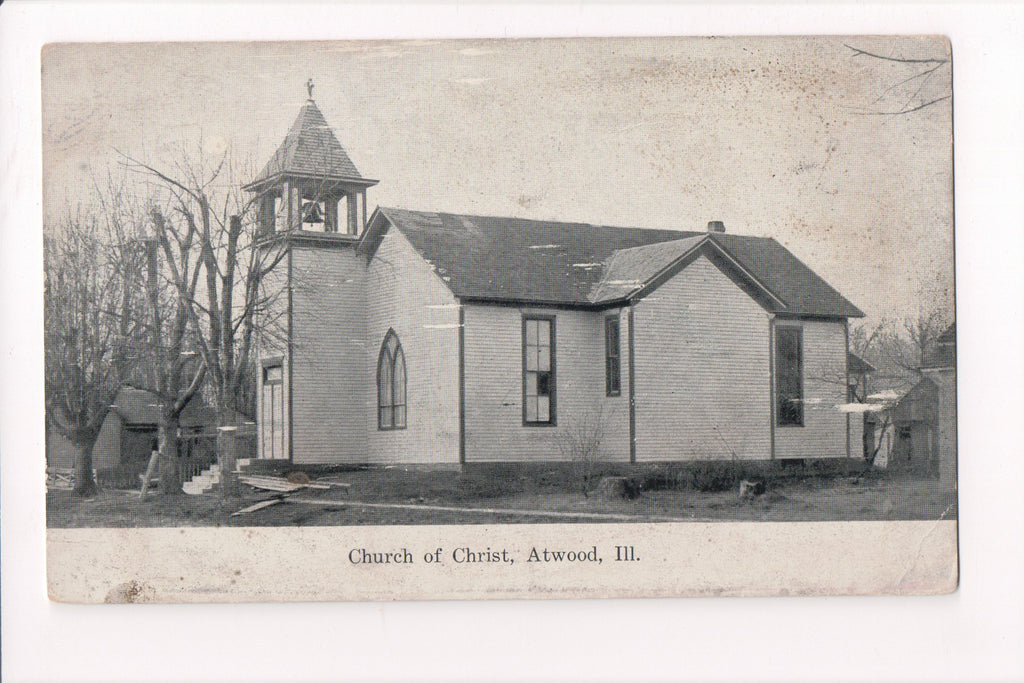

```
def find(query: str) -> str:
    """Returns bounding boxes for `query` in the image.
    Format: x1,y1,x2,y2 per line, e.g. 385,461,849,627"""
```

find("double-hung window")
605,315,621,396
775,325,804,426
523,316,556,425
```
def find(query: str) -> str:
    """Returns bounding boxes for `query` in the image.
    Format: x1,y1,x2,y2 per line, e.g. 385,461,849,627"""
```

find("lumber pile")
238,474,333,493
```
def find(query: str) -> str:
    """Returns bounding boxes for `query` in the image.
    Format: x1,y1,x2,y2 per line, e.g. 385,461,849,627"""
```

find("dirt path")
285,497,703,523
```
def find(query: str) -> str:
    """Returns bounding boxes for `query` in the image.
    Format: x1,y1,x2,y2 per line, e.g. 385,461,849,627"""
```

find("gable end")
628,240,787,312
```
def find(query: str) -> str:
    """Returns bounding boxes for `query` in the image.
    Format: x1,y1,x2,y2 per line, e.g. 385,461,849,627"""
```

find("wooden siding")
462,305,631,462
927,368,957,488
255,252,291,461
46,424,77,469
288,246,368,464
773,319,848,459
364,229,460,464
92,414,122,470
632,254,772,461
604,308,632,461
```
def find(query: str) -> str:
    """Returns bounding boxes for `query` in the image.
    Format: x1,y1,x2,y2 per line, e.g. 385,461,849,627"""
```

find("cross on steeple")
306,78,314,100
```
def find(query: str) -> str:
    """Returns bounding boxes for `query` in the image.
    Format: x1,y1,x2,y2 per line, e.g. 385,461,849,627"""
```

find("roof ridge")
378,205,719,237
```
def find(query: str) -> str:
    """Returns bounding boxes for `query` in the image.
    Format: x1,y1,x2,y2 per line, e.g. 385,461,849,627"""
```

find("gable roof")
848,352,876,375
589,236,706,303
368,207,864,317
243,99,376,192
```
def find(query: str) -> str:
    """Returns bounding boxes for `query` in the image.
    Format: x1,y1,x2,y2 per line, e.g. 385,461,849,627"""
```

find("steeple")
244,82,378,237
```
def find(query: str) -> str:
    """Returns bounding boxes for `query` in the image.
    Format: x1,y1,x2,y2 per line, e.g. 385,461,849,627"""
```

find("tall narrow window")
776,326,804,426
377,330,407,430
523,316,556,425
605,315,621,396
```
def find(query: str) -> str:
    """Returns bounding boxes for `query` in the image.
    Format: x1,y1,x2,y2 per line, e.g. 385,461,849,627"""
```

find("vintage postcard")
42,36,956,603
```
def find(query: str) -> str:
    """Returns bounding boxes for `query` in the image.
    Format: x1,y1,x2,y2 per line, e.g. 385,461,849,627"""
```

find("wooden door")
261,364,286,460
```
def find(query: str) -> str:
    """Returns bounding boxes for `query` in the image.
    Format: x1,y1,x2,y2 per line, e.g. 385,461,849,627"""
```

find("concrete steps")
182,458,255,495
183,464,220,495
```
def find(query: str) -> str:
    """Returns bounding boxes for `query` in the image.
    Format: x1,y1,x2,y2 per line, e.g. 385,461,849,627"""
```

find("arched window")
377,330,406,430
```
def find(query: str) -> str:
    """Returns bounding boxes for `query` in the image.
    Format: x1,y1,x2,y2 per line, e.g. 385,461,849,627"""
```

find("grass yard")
47,467,957,528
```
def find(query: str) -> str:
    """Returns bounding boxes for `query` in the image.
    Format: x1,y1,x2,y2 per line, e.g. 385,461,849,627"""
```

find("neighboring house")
48,387,220,486
887,378,939,474
921,323,957,488
251,95,866,467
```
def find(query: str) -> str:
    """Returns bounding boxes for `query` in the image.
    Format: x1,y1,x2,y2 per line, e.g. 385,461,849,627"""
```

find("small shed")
92,387,218,487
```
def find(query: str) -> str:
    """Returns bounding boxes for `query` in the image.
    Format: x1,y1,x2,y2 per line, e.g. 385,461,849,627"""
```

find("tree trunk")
157,415,182,495
72,439,99,497
217,407,241,499
865,415,891,468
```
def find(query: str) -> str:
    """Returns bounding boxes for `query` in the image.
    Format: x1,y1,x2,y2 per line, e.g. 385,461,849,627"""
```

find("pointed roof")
243,99,377,192
588,235,706,303
848,352,876,375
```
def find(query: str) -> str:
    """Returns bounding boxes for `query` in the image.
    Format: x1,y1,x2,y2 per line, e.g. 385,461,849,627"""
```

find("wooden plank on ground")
238,476,303,493
230,498,287,516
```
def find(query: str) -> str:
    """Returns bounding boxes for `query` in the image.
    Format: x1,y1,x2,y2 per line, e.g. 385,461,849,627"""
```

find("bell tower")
243,80,378,237
248,82,380,464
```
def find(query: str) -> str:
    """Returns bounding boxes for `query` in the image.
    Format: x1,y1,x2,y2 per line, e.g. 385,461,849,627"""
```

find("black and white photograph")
39,35,960,601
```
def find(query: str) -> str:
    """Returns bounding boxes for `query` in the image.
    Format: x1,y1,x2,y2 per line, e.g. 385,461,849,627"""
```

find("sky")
41,36,954,326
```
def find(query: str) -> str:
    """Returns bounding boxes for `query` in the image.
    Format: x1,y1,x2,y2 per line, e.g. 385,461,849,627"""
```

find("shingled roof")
588,236,706,303
109,387,216,427
369,208,864,317
243,99,374,191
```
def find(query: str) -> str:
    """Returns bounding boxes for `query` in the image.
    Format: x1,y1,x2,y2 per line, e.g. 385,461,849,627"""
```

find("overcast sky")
42,36,953,325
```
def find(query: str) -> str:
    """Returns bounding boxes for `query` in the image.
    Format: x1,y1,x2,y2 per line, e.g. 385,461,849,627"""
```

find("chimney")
707,220,725,233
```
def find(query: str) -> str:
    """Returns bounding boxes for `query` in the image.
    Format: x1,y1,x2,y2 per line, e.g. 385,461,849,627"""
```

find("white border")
3,3,1023,682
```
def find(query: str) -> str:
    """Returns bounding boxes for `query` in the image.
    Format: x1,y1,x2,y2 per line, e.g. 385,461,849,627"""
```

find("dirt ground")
48,470,957,528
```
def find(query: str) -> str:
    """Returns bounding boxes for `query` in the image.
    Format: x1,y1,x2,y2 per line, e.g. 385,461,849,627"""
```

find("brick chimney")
707,220,725,233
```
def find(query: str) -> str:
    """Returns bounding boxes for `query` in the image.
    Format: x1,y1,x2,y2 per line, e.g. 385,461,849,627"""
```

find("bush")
558,408,607,496
629,461,771,493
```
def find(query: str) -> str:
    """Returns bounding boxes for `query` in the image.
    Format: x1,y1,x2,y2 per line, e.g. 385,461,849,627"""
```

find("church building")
249,92,864,467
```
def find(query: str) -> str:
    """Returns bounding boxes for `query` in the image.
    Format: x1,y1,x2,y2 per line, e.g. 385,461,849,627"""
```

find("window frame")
775,324,804,427
522,314,557,427
605,314,622,397
377,329,407,431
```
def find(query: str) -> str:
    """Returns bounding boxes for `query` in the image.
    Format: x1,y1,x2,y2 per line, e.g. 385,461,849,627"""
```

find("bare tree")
124,145,287,495
845,42,951,116
44,206,140,496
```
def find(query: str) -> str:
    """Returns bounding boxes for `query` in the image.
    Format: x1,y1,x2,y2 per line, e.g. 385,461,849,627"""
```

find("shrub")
558,408,607,496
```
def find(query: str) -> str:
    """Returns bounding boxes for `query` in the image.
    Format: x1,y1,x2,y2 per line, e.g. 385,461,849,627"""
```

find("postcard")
42,36,956,603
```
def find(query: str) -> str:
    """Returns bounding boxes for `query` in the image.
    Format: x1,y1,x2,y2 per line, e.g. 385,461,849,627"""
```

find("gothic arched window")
377,330,406,430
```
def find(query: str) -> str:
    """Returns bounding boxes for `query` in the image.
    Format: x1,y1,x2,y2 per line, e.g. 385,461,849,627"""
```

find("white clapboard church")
249,91,864,467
